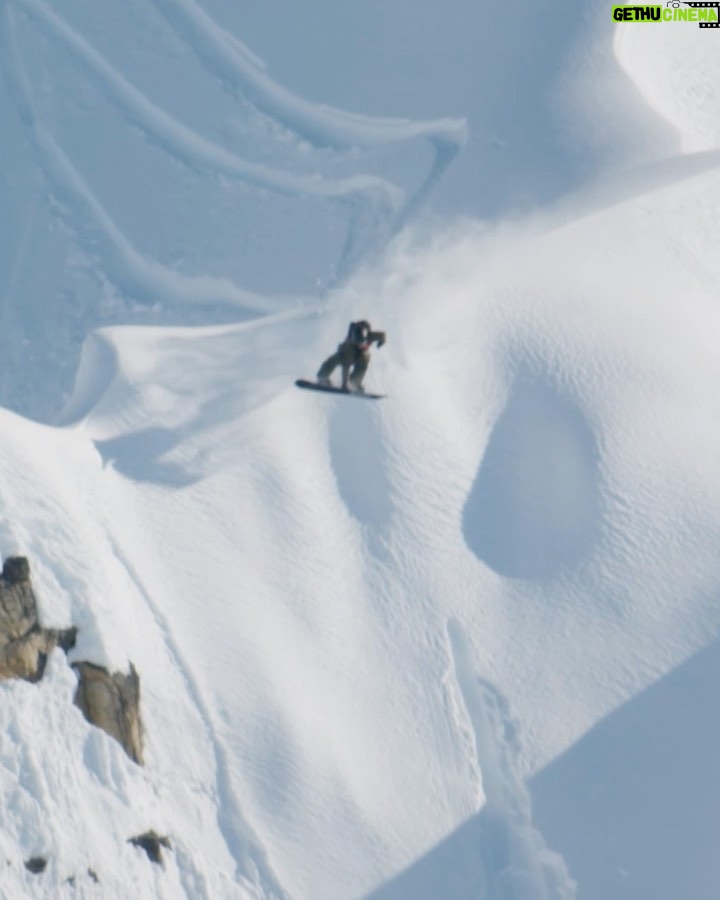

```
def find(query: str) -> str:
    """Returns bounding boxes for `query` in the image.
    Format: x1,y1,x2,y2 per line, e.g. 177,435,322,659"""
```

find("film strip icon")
683,1,720,26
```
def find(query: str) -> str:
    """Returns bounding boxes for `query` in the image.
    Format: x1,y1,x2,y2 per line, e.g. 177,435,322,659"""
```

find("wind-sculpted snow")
1,1,720,898
615,22,720,153
463,378,601,579
0,0,466,420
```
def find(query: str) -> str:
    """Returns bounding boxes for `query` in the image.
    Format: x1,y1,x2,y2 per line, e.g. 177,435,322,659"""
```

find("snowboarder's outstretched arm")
368,330,386,348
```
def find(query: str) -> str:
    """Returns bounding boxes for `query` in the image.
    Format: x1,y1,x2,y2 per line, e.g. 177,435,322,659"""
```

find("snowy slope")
1,1,719,898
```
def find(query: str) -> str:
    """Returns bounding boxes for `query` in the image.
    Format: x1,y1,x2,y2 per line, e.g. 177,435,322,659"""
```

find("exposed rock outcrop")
0,554,144,764
128,831,171,865
24,857,46,874
0,557,77,682
73,662,143,764
0,554,150,878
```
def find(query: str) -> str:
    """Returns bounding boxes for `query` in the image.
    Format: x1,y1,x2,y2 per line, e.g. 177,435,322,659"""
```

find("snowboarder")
316,320,386,392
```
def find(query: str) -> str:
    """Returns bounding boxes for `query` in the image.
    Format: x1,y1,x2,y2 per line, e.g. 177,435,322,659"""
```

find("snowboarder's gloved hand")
377,334,386,348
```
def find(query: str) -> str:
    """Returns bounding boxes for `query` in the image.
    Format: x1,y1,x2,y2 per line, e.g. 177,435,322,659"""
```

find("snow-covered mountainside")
1,0,719,897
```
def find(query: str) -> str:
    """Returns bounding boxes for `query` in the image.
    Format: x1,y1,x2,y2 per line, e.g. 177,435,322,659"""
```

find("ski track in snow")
5,0,467,304
445,620,576,900
13,0,405,282
148,0,467,228
1,3,284,316
107,536,288,900
149,0,467,150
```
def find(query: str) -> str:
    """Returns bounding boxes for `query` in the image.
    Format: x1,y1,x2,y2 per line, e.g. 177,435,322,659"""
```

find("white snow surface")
0,1,719,898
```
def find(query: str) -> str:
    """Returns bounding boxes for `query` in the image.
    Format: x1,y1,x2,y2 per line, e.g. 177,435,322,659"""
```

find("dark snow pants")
317,341,370,387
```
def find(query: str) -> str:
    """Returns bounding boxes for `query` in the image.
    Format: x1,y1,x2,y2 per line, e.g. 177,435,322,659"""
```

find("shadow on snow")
368,635,720,900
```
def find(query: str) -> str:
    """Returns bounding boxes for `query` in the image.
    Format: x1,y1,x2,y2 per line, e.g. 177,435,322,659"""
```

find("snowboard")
295,379,385,400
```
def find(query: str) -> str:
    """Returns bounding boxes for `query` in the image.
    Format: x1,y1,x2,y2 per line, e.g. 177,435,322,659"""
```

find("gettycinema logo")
612,2,720,26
